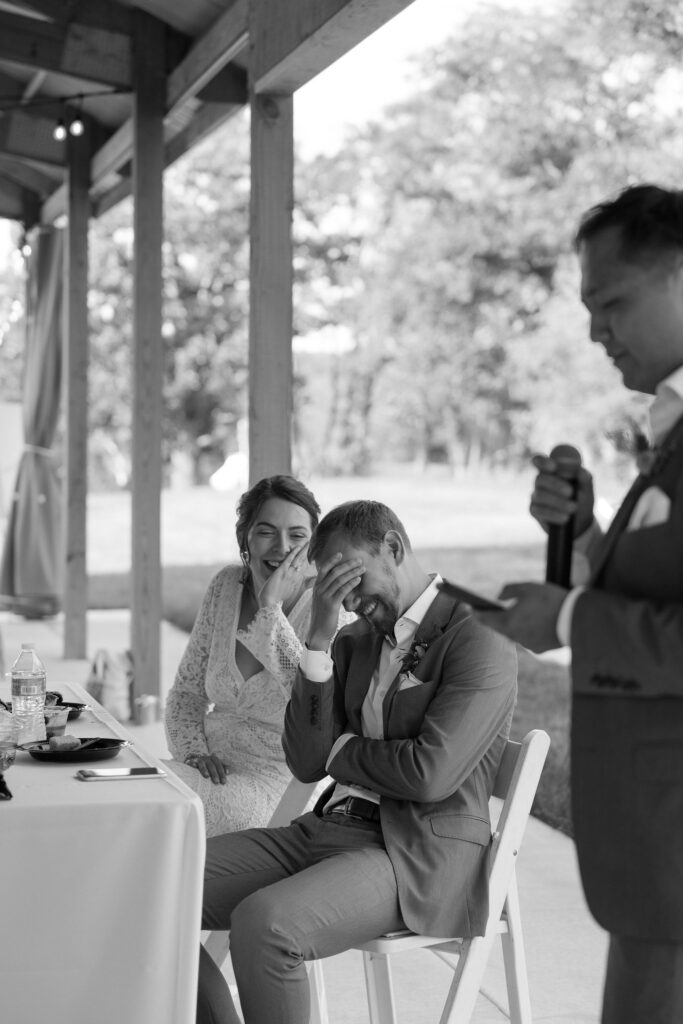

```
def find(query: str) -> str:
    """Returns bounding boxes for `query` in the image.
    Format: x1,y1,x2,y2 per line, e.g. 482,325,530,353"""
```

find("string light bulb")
53,117,67,142
69,114,84,136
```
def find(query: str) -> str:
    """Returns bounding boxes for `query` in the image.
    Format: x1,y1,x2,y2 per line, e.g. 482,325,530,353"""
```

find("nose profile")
589,311,609,346
343,590,361,613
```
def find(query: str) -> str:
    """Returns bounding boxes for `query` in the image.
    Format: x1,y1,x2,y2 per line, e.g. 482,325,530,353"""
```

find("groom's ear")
384,530,406,565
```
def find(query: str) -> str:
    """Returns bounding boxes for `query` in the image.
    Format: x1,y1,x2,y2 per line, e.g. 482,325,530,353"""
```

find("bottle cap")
20,642,36,650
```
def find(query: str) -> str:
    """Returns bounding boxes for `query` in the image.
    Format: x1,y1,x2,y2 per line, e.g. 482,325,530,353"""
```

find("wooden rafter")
0,108,65,166
252,0,415,93
39,0,248,221
0,8,132,88
4,0,133,33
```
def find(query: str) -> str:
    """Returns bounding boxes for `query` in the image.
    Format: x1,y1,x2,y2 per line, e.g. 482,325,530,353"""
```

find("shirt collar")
389,574,442,649
650,364,683,444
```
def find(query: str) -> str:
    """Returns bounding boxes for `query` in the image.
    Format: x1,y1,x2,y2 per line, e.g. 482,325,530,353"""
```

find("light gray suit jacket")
283,591,517,938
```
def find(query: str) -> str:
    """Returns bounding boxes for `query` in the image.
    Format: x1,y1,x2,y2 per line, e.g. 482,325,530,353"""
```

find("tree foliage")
5,1,683,484
293,0,683,474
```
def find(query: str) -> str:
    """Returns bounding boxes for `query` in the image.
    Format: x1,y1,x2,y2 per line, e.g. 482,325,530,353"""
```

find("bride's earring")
240,549,250,568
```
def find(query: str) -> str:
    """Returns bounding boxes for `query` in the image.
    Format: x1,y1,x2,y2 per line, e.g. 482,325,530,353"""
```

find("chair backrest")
266,775,328,827
486,729,550,915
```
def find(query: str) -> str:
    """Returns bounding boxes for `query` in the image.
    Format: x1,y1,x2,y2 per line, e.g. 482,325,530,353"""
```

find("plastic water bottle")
11,643,47,743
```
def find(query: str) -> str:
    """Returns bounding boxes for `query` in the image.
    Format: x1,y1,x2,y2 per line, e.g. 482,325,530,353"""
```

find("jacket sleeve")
282,671,346,783
572,589,683,698
327,620,517,803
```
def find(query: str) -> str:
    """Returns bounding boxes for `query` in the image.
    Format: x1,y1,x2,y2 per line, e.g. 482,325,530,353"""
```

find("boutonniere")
633,432,678,478
631,430,657,476
400,626,443,675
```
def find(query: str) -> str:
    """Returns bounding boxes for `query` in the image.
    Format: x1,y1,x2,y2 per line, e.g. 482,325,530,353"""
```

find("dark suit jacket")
282,589,517,939
571,415,683,941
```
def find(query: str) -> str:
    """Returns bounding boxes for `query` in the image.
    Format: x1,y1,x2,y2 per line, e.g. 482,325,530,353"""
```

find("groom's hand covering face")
306,546,365,651
312,533,403,638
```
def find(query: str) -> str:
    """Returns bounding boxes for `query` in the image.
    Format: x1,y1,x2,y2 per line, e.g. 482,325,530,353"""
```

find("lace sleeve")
164,570,225,759
236,596,309,694
237,592,356,696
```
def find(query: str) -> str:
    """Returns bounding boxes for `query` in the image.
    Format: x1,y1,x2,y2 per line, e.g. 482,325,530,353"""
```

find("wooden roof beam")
0,152,59,195
40,0,248,222
92,99,245,218
0,8,132,87
0,108,66,165
252,0,415,94
10,0,134,35
0,172,40,222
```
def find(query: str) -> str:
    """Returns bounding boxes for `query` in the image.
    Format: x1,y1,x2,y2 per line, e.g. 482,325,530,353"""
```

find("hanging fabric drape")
0,226,64,617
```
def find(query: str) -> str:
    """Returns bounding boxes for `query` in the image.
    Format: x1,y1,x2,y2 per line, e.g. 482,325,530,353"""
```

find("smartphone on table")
76,766,166,781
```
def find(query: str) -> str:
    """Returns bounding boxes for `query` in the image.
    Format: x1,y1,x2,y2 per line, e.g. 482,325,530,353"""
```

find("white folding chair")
202,775,330,1024
309,728,550,1024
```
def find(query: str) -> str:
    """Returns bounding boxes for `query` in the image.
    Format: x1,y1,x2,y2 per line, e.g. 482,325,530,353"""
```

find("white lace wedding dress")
164,565,350,838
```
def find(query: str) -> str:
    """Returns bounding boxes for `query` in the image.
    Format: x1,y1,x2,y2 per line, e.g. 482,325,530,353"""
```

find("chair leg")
500,877,533,1024
203,929,232,969
439,930,499,1024
363,950,398,1024
307,960,330,1024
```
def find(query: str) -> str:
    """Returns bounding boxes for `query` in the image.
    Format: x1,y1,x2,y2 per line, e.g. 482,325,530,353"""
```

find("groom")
198,499,517,1024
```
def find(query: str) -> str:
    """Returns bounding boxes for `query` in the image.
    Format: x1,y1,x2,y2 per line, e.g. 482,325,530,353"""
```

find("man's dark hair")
308,500,411,563
235,475,320,555
575,184,683,265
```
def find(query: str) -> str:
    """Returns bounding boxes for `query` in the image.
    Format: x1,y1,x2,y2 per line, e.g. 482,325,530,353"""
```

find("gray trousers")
602,934,683,1024
198,810,404,1024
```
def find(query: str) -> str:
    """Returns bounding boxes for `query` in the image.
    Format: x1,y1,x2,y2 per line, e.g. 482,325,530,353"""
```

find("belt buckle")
345,798,369,821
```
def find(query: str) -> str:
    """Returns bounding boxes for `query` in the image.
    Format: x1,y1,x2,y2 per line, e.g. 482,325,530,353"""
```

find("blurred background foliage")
1,0,682,488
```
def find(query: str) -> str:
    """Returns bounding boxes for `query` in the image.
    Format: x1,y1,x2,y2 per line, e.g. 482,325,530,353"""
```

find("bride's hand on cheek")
257,543,310,610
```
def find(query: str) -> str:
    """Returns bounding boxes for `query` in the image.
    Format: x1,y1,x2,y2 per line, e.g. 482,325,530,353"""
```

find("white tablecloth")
0,680,206,1024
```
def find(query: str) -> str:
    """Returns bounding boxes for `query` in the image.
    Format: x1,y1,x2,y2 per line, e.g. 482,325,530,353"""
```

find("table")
0,680,206,1024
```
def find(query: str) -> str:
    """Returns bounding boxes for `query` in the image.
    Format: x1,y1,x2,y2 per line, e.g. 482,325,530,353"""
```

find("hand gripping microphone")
545,444,582,588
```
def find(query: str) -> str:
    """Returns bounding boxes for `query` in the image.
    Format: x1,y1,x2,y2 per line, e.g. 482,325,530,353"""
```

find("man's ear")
384,530,406,565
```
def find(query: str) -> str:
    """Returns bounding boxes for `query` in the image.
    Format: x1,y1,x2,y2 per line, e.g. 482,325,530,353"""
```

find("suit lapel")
381,588,457,734
590,414,683,586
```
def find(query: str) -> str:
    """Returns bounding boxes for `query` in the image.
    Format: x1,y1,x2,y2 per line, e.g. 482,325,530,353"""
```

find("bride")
164,475,353,837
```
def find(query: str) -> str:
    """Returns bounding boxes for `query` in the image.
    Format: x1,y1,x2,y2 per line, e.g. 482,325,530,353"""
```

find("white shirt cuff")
325,732,354,771
300,646,333,682
556,586,587,646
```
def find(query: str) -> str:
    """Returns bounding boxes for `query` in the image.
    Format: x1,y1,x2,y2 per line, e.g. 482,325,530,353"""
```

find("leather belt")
327,797,381,822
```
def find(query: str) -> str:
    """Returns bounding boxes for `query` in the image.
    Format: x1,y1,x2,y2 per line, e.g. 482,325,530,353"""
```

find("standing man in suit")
480,184,683,1024
197,499,517,1024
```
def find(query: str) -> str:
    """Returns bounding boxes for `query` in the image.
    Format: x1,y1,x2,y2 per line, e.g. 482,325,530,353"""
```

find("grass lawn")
86,474,573,836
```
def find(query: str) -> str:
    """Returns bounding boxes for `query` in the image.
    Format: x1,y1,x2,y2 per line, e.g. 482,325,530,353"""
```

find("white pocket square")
397,671,423,691
628,486,671,531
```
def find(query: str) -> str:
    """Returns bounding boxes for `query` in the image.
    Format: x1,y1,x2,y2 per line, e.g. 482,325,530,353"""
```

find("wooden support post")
248,90,294,483
131,10,165,700
62,126,90,658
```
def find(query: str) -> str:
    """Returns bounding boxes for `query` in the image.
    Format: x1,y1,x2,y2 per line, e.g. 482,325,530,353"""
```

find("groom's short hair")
308,500,411,562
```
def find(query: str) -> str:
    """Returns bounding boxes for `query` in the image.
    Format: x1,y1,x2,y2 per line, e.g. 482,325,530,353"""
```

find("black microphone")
545,444,582,588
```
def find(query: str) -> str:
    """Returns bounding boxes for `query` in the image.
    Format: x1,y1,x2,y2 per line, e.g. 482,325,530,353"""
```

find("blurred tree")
294,0,683,473
0,237,26,402
89,112,250,486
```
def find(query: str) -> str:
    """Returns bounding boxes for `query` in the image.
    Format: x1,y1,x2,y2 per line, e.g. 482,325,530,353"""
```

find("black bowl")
59,701,88,721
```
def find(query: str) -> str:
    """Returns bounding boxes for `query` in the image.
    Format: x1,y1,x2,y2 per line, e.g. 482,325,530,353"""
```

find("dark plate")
19,738,128,763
